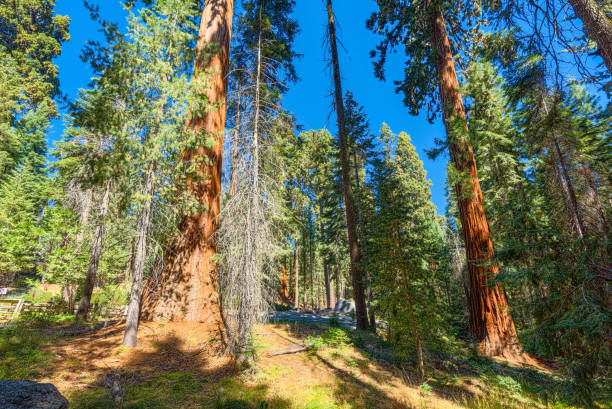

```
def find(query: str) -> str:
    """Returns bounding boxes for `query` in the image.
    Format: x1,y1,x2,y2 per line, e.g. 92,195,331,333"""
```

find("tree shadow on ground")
276,321,432,408
278,320,589,409
32,321,293,409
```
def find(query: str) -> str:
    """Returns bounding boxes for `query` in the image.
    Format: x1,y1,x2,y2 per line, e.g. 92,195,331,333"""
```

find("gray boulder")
0,380,69,409
334,299,355,314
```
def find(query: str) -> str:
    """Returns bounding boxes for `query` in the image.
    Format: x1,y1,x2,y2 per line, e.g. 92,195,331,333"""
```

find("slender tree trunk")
566,0,612,75
230,87,242,197
552,135,587,238
75,188,93,243
288,246,294,301
310,239,314,310
293,241,299,309
124,239,136,281
252,8,263,196
123,164,155,347
142,0,235,323
352,151,376,331
303,245,308,308
63,188,93,311
581,161,608,242
402,271,424,379
324,263,331,309
428,5,523,359
329,267,336,308
326,0,368,330
76,181,111,320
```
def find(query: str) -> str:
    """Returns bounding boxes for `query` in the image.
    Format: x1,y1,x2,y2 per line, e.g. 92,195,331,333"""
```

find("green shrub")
492,375,522,396
419,382,432,395
304,335,326,351
323,327,351,347
274,303,293,312
18,311,74,326
91,282,129,309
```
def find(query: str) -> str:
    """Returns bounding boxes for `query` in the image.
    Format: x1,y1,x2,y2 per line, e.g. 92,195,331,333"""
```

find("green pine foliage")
0,1,609,405
370,124,454,357
0,0,70,111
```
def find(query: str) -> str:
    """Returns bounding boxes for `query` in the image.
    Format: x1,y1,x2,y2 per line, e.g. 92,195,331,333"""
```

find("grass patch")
0,325,55,379
71,371,202,409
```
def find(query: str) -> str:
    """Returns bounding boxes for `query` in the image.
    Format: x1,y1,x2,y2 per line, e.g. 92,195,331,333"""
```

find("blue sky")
51,0,449,213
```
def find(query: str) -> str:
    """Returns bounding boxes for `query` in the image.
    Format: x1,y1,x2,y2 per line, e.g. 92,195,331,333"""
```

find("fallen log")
267,345,308,357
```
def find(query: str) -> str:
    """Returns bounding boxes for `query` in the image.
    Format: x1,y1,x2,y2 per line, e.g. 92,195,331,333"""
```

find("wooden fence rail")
0,299,127,323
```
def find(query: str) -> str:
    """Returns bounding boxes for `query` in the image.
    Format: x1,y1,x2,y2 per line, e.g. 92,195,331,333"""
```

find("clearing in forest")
0,318,591,409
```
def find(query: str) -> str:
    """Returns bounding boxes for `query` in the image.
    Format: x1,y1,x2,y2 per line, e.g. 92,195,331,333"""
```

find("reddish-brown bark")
293,242,299,309
142,0,234,324
280,264,289,299
429,6,524,359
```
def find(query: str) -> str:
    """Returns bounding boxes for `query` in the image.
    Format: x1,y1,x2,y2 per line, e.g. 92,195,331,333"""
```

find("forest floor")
0,315,605,409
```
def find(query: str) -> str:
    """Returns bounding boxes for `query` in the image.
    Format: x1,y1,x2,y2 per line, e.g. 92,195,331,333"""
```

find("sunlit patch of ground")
1,319,594,408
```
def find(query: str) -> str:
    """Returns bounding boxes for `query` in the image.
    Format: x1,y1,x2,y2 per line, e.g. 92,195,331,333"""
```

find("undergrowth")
0,325,55,379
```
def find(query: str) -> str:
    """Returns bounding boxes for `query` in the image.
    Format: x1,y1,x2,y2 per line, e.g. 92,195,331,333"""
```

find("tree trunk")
402,273,424,379
230,87,242,197
76,181,111,320
566,0,612,75
352,151,376,331
324,263,331,309
252,9,263,195
142,0,235,323
310,241,314,310
428,5,523,359
581,161,609,242
329,267,336,308
280,262,288,299
302,245,307,308
293,241,299,309
123,165,155,347
63,188,93,311
552,135,587,238
326,0,368,330
124,239,136,281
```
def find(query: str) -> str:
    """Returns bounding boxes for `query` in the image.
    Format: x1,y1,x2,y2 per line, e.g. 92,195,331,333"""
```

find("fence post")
12,299,24,320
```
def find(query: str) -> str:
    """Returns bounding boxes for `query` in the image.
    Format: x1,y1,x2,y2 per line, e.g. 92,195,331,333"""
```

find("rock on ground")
0,380,69,409
334,299,355,314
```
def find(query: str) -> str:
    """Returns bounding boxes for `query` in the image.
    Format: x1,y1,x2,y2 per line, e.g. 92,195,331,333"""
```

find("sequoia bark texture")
428,6,523,359
142,0,234,323
326,0,368,330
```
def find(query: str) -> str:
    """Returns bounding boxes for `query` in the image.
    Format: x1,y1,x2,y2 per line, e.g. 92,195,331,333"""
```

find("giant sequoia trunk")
123,164,155,347
326,0,369,330
428,6,523,359
142,0,235,323
76,181,111,320
566,0,612,75
280,263,289,299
